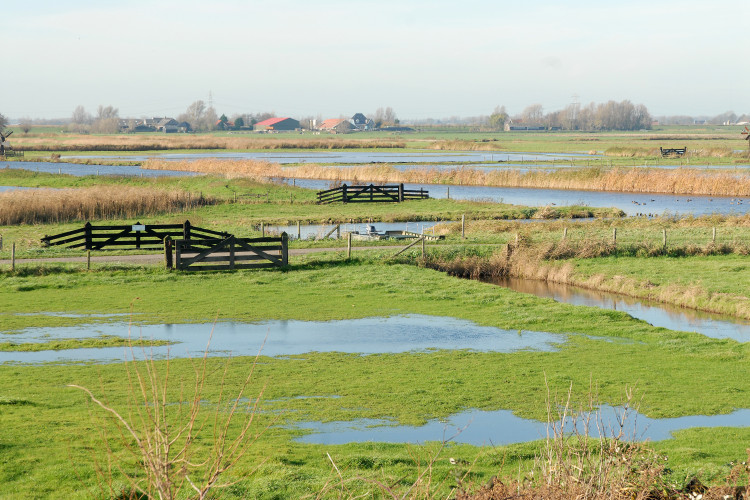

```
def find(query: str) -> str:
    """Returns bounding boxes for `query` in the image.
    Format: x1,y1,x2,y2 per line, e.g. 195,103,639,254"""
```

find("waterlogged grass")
1,262,750,496
0,335,169,352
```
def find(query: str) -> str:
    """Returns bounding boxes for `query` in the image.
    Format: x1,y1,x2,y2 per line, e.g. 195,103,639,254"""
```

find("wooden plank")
90,227,133,250
179,237,232,268
233,238,282,266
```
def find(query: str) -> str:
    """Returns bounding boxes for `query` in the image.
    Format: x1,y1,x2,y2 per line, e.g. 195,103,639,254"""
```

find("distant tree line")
500,100,653,131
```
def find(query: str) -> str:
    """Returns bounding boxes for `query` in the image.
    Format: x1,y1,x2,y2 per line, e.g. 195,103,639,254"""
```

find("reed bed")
605,146,738,158
11,134,406,151
142,159,750,197
429,139,504,151
0,186,215,225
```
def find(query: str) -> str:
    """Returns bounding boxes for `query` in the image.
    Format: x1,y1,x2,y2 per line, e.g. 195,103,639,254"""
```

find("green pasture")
2,258,750,497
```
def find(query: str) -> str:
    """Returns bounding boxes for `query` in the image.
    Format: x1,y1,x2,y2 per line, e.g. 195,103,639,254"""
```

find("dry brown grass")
0,186,215,225
142,159,750,197
11,134,405,151
430,140,505,151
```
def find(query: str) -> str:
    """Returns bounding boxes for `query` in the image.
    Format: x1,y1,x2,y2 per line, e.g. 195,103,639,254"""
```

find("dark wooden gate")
175,234,288,271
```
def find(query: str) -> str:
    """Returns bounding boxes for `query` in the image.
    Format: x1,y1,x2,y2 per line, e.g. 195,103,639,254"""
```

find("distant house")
215,119,235,131
351,113,375,131
319,118,355,134
157,118,179,133
504,120,546,131
254,117,300,131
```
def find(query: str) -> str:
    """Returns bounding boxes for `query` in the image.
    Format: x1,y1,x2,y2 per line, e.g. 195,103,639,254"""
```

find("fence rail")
317,183,429,204
41,220,229,250
175,234,288,271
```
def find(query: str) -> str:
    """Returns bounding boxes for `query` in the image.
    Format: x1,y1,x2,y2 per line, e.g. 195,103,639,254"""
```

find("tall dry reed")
12,134,405,151
0,186,215,225
142,159,750,197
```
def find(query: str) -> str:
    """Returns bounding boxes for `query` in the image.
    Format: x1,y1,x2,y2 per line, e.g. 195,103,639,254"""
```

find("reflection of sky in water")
283,178,748,217
291,406,750,446
488,277,750,342
0,315,565,364
267,221,449,240
2,161,196,177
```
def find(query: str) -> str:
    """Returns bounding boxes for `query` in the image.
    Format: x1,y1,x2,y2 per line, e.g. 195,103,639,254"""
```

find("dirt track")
0,245,406,266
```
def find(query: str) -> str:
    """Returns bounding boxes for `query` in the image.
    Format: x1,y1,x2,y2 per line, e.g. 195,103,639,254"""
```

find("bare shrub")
69,326,267,499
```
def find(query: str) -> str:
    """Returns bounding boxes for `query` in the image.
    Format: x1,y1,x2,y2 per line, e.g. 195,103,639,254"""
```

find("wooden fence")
317,183,429,204
660,147,687,158
41,220,229,250
174,234,288,271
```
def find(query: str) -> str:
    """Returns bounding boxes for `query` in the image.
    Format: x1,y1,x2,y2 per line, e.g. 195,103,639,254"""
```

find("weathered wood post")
11,242,15,272
0,234,3,250
229,236,235,269
297,221,301,240
135,221,141,250
281,232,288,266
461,214,465,239
712,227,716,244
342,184,348,203
336,224,340,239
447,186,450,200
612,228,617,246
261,222,265,237
84,222,92,250
398,183,404,202
421,236,425,257
563,227,567,240
87,250,91,270
369,184,374,202
183,220,191,241
163,236,173,269
347,232,352,260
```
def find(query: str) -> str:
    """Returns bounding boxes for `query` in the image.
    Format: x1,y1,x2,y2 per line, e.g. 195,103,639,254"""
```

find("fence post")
229,236,235,269
261,222,265,237
342,184,348,203
612,228,617,246
712,227,716,244
281,232,288,266
135,221,141,250
336,224,341,239
563,227,567,240
398,183,404,202
164,236,173,269
183,220,191,241
347,232,352,260
421,236,425,257
447,186,450,200
11,242,15,272
0,234,2,251
461,214,465,239
662,228,667,251
87,250,91,271
84,222,92,250
297,221,301,240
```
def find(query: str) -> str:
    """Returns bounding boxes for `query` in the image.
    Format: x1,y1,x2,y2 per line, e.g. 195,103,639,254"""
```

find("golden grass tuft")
142,159,750,197
0,186,215,225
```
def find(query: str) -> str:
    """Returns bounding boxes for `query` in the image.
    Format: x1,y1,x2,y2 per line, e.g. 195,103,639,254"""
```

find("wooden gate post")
281,232,288,266
347,232,352,260
229,236,236,269
135,221,141,250
84,222,92,250
175,240,182,270
342,184,348,203
163,236,173,269
398,183,404,202
183,220,191,241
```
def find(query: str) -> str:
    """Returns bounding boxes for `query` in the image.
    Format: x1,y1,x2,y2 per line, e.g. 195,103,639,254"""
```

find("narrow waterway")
484,277,750,342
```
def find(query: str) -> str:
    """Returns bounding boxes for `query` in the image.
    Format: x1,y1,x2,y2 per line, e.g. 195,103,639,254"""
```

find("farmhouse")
351,113,375,131
254,117,300,131
318,118,355,134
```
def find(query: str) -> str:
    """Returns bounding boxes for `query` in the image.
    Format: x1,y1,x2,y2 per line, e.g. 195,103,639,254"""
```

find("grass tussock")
0,186,215,225
11,134,406,151
142,159,750,197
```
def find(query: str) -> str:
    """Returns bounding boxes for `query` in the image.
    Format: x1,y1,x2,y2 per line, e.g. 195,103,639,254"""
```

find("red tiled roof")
319,119,347,129
255,117,290,127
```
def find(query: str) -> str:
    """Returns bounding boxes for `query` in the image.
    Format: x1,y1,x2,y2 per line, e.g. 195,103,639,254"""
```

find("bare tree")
91,105,120,134
71,105,91,125
19,117,32,134
0,112,7,131
521,104,544,123
489,105,508,130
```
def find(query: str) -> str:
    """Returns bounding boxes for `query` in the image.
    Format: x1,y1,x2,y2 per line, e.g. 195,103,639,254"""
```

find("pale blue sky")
5,0,748,120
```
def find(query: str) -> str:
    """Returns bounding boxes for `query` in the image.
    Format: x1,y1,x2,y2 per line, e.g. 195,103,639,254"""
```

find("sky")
4,0,749,121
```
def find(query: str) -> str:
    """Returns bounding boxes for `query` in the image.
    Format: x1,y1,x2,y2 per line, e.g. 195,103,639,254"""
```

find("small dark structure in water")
317,183,429,204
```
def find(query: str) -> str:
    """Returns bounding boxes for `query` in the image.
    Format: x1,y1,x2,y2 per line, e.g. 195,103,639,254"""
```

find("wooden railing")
174,234,288,271
41,220,229,250
660,147,687,158
317,183,429,204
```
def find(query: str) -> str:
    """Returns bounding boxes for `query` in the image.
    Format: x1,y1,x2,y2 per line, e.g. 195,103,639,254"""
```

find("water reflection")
486,277,750,342
2,161,197,177
292,405,750,445
267,221,448,240
0,315,566,364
